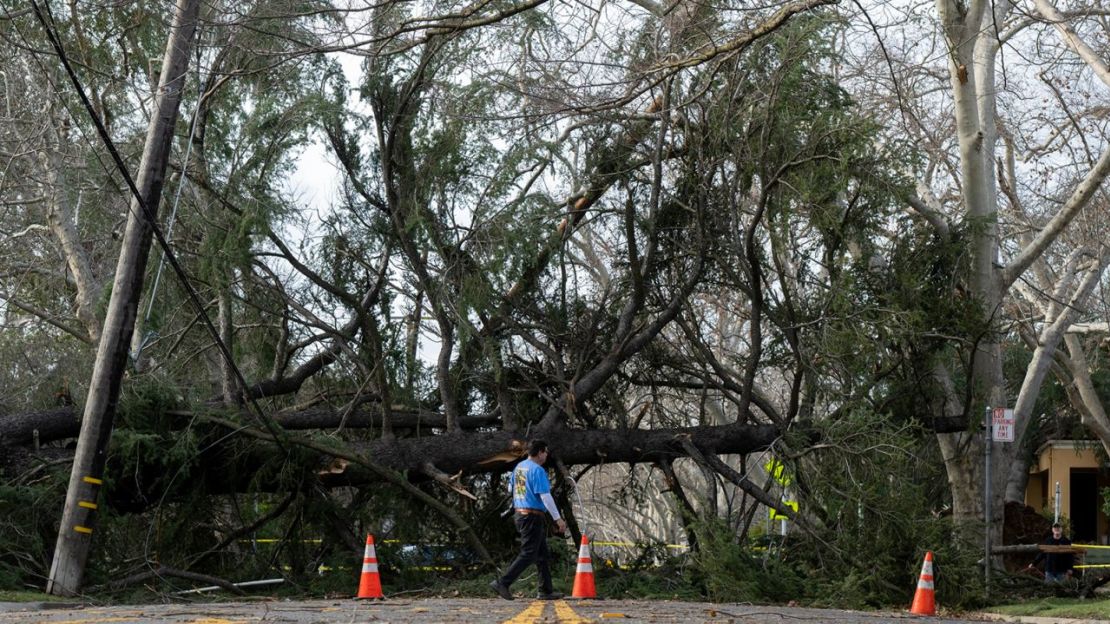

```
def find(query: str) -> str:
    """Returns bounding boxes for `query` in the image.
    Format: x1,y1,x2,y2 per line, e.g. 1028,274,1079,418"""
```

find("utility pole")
46,0,201,596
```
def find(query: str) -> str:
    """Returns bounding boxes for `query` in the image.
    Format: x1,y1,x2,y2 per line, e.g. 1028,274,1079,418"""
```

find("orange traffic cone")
909,551,936,616
571,535,597,599
356,534,384,599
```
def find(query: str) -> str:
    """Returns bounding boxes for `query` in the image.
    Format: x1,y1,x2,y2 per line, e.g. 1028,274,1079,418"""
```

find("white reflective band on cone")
578,546,590,557
917,580,934,590
364,546,377,557
576,563,593,573
922,562,933,574
362,563,379,573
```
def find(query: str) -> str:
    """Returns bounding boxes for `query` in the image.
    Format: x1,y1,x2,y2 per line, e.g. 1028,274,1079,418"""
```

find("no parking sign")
991,408,1014,442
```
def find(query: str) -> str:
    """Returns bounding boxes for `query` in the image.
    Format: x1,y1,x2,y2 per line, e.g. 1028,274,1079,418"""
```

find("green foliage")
595,558,703,601
0,476,67,591
666,410,987,609
794,409,985,608
692,519,805,603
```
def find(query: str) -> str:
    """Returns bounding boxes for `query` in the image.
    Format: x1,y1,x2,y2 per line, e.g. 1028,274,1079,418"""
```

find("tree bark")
41,154,101,342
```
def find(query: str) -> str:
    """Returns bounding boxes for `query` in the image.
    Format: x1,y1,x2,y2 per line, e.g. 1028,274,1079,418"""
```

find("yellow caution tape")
241,539,323,544
591,541,687,549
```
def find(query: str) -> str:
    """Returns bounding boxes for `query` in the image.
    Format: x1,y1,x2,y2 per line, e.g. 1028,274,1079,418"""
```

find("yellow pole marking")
554,600,592,623
79,501,98,510
191,619,252,624
501,600,545,623
74,525,93,534
83,476,103,485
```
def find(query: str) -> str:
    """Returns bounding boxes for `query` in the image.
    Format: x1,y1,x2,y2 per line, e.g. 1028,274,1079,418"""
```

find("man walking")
490,440,567,600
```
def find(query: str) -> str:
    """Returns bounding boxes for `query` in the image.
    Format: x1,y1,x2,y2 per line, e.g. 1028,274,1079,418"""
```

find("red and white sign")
991,408,1014,442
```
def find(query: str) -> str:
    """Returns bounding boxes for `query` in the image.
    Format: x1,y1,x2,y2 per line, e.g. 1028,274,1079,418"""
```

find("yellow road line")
553,600,591,623
501,600,545,623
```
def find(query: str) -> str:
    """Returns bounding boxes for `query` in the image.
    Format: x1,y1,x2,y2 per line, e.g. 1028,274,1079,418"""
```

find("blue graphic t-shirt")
509,458,551,510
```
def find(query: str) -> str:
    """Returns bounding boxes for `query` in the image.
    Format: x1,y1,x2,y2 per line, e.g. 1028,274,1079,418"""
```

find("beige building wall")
1026,441,1109,542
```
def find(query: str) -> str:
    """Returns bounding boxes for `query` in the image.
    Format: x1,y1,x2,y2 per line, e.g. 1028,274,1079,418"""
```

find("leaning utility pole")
46,0,201,596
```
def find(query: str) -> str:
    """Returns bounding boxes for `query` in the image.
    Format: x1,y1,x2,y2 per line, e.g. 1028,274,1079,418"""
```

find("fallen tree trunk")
342,420,782,476
0,404,970,449
3,415,781,486
0,408,81,447
0,405,497,446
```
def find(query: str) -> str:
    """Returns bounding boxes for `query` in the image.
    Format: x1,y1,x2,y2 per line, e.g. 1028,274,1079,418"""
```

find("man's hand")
555,519,567,535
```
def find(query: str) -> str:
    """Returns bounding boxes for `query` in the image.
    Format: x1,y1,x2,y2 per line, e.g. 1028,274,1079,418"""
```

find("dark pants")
498,513,552,593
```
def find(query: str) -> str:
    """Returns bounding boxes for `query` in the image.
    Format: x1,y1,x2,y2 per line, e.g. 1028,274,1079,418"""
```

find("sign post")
1055,482,1061,524
984,407,991,594
985,407,1015,596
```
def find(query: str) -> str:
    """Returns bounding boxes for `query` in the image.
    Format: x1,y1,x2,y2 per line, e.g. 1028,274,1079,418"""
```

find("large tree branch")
0,291,94,344
678,436,801,525
1009,254,1105,449
1033,0,1110,91
201,413,494,566
1001,144,1110,288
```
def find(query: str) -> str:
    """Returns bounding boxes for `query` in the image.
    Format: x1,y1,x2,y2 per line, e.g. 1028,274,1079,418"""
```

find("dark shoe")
536,591,565,600
489,580,514,600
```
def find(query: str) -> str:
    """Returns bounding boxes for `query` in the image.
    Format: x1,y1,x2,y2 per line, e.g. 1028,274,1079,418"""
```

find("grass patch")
987,597,1110,619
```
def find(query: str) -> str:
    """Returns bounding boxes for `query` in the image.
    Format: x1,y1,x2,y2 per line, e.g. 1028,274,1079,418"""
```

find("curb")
976,613,1109,624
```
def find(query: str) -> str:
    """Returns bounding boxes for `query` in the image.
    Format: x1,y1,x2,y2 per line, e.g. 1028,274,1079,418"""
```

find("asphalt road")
0,597,1000,623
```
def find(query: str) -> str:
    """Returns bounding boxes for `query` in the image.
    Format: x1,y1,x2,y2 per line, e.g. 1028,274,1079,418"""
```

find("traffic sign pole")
984,406,991,596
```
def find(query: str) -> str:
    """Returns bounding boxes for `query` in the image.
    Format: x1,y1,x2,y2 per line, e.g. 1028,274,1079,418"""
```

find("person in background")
489,440,567,601
1027,522,1075,583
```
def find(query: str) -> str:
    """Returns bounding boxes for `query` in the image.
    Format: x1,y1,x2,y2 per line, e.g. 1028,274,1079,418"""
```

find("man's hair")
528,440,548,457
1053,522,1063,528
